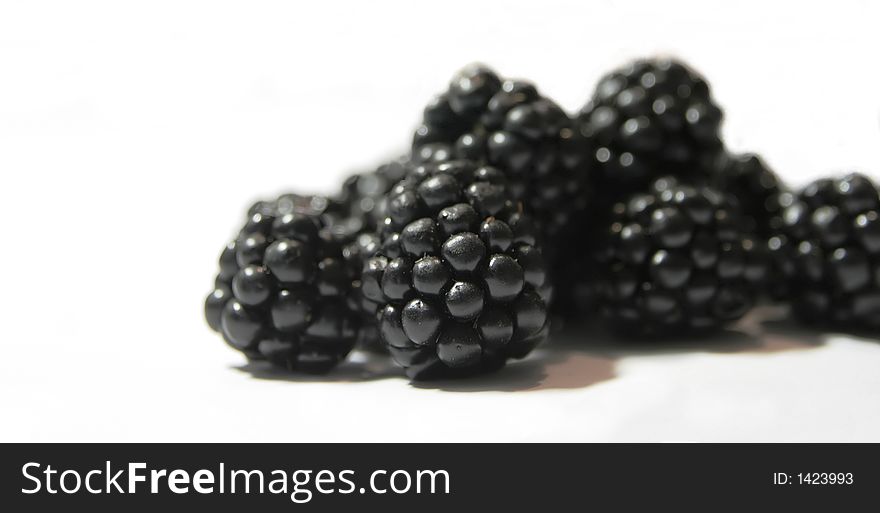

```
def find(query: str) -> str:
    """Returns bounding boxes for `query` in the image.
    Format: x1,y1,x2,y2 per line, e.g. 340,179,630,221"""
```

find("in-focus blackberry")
205,194,363,373
362,160,552,379
594,177,768,335
412,64,591,248
579,58,723,199
774,173,880,330
713,152,787,237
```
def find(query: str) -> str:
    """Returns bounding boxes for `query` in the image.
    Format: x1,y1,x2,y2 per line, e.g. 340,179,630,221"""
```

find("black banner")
2,444,876,510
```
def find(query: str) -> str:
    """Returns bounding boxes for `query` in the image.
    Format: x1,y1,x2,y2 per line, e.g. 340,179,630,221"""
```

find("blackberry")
362,160,552,379
337,162,414,352
579,57,723,199
594,177,768,335
339,159,408,230
411,64,591,248
774,173,880,329
246,192,345,220
712,152,791,299
204,194,362,373
713,152,787,237
335,216,387,352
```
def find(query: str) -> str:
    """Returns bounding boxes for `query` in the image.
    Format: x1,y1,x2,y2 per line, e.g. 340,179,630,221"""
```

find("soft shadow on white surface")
234,345,618,392
567,305,827,358
410,349,617,393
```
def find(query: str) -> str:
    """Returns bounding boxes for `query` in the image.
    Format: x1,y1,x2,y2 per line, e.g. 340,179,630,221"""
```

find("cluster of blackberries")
206,58,880,380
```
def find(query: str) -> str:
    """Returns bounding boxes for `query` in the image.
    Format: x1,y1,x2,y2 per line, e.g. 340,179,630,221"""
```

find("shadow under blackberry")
556,305,825,356
408,346,616,393
233,350,401,383
232,305,839,390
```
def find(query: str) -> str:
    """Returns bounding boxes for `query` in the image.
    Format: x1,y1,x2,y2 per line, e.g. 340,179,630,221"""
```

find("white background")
2,0,879,442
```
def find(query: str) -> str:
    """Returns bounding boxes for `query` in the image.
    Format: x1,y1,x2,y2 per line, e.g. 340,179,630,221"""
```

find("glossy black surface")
401,299,442,346
264,239,316,284
712,152,786,237
204,285,231,332
594,177,767,335
270,289,313,333
441,232,486,272
231,265,274,306
412,256,449,295
338,159,407,230
364,159,551,379
380,256,414,300
438,203,479,235
220,300,263,350
204,194,362,373
410,63,592,257
579,57,723,199
483,254,525,301
776,173,880,329
479,218,514,252
436,323,483,368
445,281,484,320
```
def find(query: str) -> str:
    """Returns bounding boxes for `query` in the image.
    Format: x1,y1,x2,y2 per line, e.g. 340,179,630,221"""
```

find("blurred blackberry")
339,159,408,230
555,254,603,319
712,152,791,299
337,160,414,351
594,177,769,335
204,194,362,373
362,160,552,380
247,192,345,220
335,218,388,353
774,173,880,330
579,57,723,199
412,64,591,250
413,142,457,165
713,152,787,237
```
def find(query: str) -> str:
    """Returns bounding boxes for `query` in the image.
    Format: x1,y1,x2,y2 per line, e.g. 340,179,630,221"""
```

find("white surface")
2,0,880,442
